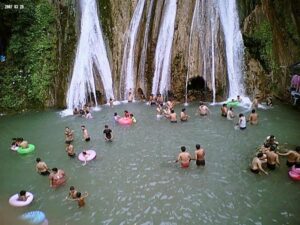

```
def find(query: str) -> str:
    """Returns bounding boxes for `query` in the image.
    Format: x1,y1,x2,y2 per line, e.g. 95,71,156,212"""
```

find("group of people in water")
250,135,300,175
10,92,298,210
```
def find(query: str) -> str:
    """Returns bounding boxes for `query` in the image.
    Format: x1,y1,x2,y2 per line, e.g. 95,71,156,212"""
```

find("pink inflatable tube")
78,150,96,162
288,166,300,181
117,117,133,125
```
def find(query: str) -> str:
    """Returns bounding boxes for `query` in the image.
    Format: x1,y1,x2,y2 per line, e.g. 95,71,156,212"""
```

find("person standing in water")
238,113,247,130
227,107,235,120
248,109,259,125
195,144,205,166
221,104,228,117
177,146,191,168
66,142,76,158
169,109,177,123
81,125,90,142
180,108,189,122
198,102,210,116
65,127,74,144
266,146,280,170
36,158,50,176
250,152,268,175
278,146,300,167
103,125,113,142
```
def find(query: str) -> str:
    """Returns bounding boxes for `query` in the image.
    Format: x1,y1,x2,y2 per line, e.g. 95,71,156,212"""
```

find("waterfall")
120,0,146,100
65,0,114,111
151,0,177,96
138,0,154,98
217,0,245,99
185,0,218,103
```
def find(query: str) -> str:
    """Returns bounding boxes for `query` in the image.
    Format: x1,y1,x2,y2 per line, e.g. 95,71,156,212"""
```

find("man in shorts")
103,125,113,142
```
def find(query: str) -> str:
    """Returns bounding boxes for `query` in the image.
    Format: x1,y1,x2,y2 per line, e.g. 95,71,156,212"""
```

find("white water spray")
151,0,177,96
120,0,146,100
217,0,246,100
65,0,114,113
138,0,154,98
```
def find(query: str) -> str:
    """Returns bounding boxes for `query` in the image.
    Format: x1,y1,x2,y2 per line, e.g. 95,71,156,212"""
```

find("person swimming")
17,190,29,201
221,104,228,117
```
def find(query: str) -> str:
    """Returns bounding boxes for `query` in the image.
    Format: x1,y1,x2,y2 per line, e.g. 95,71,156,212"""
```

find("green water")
0,103,299,225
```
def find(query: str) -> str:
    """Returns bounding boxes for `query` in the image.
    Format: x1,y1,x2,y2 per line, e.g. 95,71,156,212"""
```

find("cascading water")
185,0,218,103
120,0,146,100
217,0,246,101
138,0,154,98
64,0,114,114
151,0,177,97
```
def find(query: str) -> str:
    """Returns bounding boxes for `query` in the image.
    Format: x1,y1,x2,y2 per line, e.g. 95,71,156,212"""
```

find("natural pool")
0,102,299,225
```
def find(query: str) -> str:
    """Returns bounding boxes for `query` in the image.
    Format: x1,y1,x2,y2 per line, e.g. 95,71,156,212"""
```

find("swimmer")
82,151,90,166
176,146,191,168
103,125,113,142
248,109,258,125
237,95,242,103
85,110,93,119
17,190,29,201
65,127,74,144
73,108,79,115
36,158,50,176
19,140,28,149
66,143,76,158
195,144,205,166
11,138,18,150
65,186,78,200
266,145,280,170
198,102,210,116
221,104,228,117
169,109,177,123
250,152,268,175
157,93,163,106
238,113,246,130
278,146,300,167
49,168,65,187
130,114,137,123
227,107,235,120
114,112,121,121
75,192,88,208
81,125,90,142
124,110,130,118
180,108,189,121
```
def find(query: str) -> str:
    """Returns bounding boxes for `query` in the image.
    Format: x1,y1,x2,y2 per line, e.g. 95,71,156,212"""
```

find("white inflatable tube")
78,150,96,162
9,192,33,207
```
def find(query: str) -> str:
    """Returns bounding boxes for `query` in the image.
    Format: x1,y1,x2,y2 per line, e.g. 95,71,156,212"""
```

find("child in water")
130,114,137,123
18,190,29,201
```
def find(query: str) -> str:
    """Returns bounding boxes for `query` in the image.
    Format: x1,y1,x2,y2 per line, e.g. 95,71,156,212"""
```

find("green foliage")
0,0,57,111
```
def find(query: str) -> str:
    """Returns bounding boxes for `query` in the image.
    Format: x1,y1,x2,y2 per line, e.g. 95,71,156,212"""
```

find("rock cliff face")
57,0,300,105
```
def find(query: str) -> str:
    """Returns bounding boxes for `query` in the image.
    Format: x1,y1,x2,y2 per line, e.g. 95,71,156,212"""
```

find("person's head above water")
36,158,41,163
222,103,226,107
81,125,86,130
52,168,58,173
19,190,26,196
252,109,256,113
114,112,118,116
257,152,264,158
196,144,200,149
181,146,186,152
76,192,81,198
171,109,175,113
182,108,186,112
239,113,244,117
104,125,108,129
70,186,75,191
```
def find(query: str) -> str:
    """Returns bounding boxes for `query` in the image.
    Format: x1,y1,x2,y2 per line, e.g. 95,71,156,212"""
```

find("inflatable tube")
289,166,300,181
226,101,239,107
11,145,18,151
17,144,35,155
78,150,96,162
118,117,133,125
20,210,46,224
9,192,34,207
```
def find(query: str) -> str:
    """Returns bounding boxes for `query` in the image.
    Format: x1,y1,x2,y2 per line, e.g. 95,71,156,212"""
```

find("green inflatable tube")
17,144,35,155
226,101,239,107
